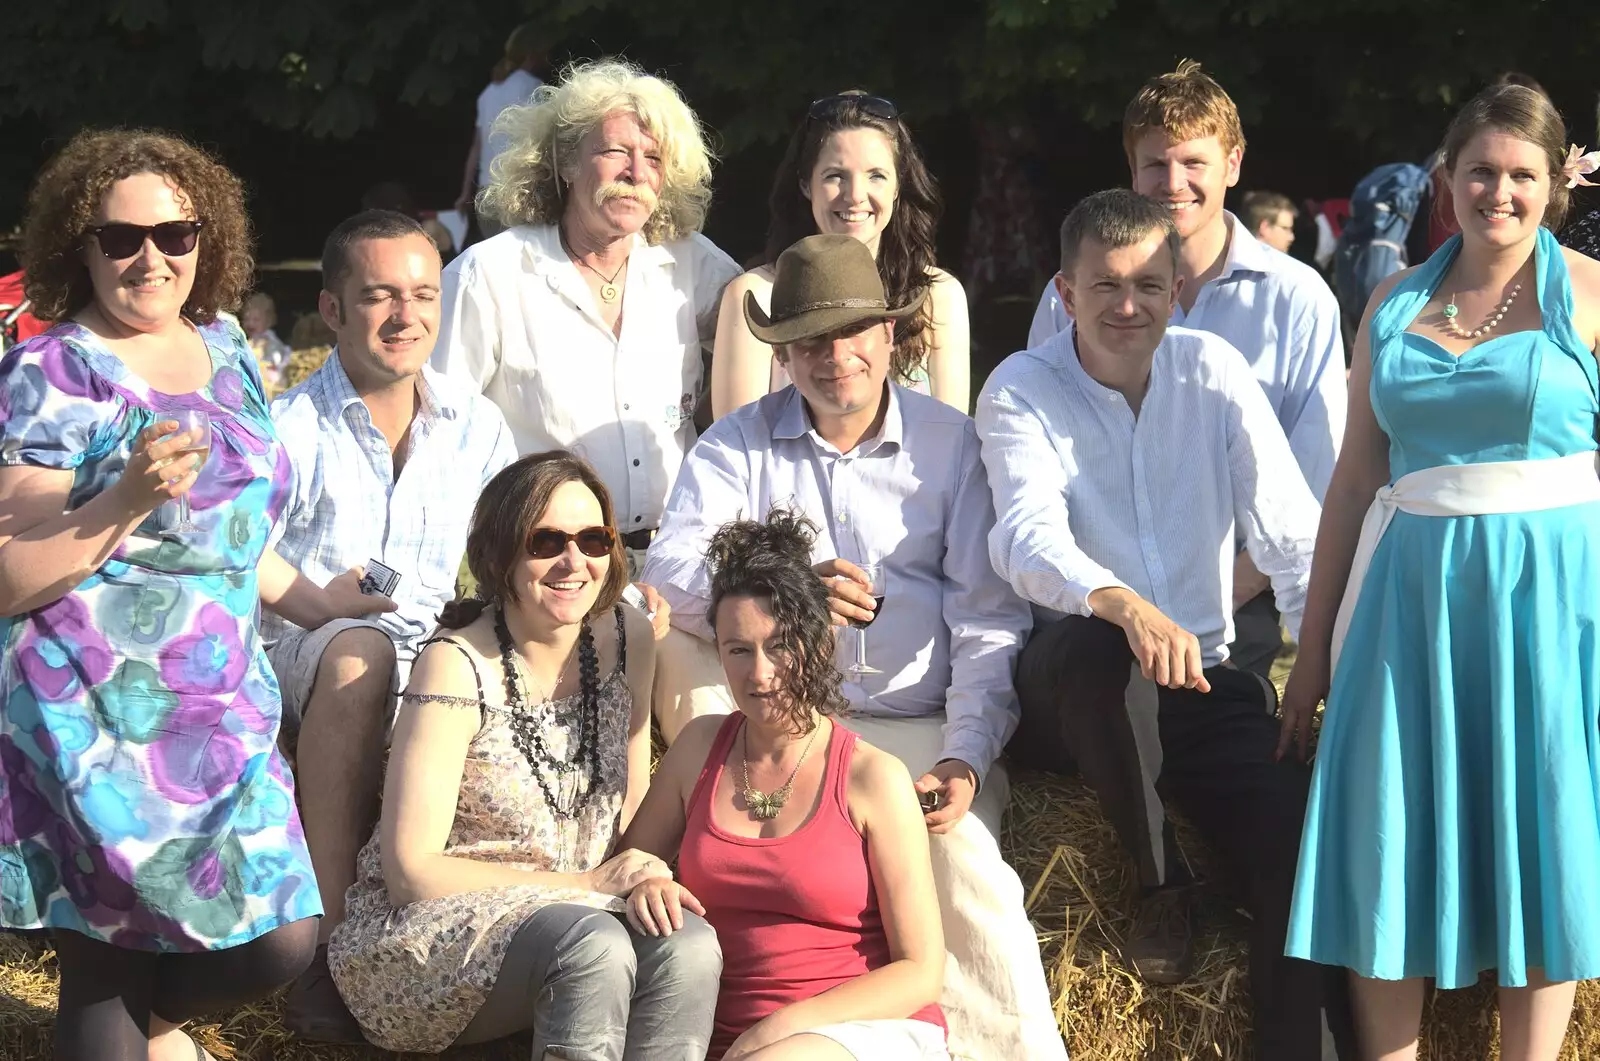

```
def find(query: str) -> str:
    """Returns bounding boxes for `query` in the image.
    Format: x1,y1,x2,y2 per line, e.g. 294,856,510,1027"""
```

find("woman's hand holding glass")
625,877,706,938
110,419,205,521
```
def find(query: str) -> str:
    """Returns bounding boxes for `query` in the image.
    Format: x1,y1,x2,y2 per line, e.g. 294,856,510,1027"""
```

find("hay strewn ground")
2,650,1596,1058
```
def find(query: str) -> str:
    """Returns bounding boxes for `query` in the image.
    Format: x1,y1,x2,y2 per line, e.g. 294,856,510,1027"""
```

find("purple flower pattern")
0,321,321,951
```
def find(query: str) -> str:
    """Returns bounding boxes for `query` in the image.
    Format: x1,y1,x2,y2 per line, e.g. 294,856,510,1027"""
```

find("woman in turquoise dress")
0,130,390,1061
1280,85,1600,1060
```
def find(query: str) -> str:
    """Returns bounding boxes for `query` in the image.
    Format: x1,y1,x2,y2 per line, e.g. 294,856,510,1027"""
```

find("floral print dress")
328,611,632,1053
0,320,320,951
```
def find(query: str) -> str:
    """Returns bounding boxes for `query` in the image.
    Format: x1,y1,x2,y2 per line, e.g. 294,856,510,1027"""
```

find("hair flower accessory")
1563,144,1600,189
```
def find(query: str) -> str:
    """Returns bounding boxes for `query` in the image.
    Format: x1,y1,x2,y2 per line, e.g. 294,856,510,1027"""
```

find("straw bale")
2,647,1595,1057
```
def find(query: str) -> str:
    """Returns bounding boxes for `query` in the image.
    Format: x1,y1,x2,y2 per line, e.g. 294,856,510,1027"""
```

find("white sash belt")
1330,451,1600,672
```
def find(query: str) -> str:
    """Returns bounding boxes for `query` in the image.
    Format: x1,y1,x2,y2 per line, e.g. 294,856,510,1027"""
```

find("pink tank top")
678,714,946,1060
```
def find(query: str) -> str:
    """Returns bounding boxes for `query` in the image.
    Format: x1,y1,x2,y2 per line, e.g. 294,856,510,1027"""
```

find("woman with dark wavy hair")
327,450,721,1058
711,92,970,418
621,509,948,1061
0,128,389,1061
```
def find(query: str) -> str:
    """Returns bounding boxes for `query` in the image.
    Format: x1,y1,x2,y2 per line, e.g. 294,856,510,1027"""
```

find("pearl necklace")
1442,282,1522,340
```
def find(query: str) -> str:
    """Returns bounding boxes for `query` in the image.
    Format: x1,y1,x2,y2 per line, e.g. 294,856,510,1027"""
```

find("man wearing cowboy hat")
640,233,1068,1060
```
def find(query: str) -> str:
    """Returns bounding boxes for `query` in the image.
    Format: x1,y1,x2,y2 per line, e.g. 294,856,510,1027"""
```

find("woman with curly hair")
434,58,741,574
621,509,948,1061
711,92,970,418
0,129,390,1061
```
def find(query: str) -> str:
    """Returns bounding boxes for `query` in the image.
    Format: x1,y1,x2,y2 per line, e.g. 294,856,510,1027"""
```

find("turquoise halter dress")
1286,228,1600,988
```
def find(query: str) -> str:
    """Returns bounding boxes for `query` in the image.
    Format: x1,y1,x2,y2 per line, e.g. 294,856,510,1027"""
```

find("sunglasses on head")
86,220,205,260
807,93,899,123
528,526,616,560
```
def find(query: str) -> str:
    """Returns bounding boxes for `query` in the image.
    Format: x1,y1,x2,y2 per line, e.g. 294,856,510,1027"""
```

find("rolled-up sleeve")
639,421,752,643
975,370,1130,616
1223,357,1320,640
938,427,1033,784
433,253,500,390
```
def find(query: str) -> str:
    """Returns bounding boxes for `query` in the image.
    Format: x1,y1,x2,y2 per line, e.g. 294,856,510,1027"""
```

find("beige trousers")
652,628,1068,1061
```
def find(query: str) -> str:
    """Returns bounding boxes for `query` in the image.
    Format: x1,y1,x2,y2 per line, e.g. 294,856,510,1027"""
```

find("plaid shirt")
264,351,516,661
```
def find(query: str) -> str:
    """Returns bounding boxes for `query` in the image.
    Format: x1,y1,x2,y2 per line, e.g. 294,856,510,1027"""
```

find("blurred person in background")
456,22,547,243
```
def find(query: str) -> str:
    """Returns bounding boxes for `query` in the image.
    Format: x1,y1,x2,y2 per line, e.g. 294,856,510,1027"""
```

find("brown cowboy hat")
744,234,927,345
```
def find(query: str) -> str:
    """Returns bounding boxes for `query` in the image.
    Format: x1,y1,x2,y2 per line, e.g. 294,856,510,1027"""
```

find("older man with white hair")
434,57,741,577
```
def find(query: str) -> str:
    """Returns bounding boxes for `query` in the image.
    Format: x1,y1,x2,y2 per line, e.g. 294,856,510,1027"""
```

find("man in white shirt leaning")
266,210,519,1041
433,58,741,576
1027,61,1346,680
644,234,1066,1061
979,190,1333,1060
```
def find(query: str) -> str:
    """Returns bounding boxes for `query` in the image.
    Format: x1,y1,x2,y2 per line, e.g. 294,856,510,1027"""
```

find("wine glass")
165,409,212,533
845,559,885,679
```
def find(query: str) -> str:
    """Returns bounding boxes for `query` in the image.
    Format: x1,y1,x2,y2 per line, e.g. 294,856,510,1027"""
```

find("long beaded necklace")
494,607,604,815
1442,281,1523,340
739,720,822,821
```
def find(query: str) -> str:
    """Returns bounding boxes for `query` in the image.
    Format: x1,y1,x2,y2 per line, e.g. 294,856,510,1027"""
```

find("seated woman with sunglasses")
0,129,391,1061
710,92,970,418
327,450,721,1058
621,509,947,1061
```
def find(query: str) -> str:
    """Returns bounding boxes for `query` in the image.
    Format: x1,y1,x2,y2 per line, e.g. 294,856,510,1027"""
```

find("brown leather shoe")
1122,886,1197,985
284,944,366,1044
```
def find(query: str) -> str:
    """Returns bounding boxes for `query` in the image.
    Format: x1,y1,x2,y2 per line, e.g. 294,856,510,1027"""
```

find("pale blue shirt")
265,352,517,660
641,385,1033,783
977,326,1320,668
1027,212,1346,499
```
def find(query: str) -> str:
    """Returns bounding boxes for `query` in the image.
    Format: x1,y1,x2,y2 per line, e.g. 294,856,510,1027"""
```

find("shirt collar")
522,222,676,276
1213,211,1276,282
308,348,457,424
771,381,904,455
1053,325,1165,402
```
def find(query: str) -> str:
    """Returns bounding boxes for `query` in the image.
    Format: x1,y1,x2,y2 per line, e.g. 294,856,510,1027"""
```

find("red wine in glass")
850,595,887,629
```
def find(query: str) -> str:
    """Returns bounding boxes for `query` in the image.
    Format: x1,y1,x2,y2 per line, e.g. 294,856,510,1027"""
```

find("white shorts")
805,1019,950,1060
265,618,405,749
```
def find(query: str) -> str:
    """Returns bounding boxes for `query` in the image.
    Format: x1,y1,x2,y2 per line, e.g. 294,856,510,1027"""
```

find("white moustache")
594,181,658,212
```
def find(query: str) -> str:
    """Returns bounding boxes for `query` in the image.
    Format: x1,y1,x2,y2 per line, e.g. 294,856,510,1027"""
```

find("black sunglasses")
528,526,616,560
807,94,899,123
86,220,206,260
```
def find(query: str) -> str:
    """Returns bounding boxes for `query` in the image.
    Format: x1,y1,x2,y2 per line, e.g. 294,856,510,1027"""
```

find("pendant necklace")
739,720,822,821
1442,280,1522,340
559,229,626,303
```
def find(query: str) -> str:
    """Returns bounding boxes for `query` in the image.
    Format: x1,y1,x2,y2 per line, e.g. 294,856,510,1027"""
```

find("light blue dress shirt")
977,326,1320,668
1027,212,1347,500
265,352,517,661
641,384,1033,783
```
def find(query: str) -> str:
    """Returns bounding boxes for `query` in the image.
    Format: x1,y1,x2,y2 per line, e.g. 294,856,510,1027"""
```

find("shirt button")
623,403,630,411
634,515,643,523
632,459,640,467
837,513,848,524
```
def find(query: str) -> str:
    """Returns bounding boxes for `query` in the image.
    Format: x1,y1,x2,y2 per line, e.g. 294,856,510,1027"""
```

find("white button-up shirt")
641,385,1033,783
265,353,517,661
977,326,1319,668
1027,213,1346,499
432,223,740,530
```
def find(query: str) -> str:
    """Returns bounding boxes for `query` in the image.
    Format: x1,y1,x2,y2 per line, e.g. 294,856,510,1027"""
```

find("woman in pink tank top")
620,510,948,1061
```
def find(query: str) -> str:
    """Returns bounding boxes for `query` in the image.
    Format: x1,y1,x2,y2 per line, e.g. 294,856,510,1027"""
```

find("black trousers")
1012,614,1347,1061
1228,588,1284,683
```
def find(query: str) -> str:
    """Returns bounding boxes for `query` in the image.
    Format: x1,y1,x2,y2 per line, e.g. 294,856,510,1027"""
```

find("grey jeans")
453,903,721,1061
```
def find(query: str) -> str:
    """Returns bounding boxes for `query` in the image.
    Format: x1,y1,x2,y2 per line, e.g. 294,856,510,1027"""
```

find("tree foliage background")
1,0,1595,350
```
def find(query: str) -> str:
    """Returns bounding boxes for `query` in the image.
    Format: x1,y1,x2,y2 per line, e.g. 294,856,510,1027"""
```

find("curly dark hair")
706,508,846,735
20,128,254,324
439,451,629,629
762,93,943,386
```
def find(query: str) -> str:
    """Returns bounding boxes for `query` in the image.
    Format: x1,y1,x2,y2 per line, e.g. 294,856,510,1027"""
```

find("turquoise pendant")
1443,302,1459,319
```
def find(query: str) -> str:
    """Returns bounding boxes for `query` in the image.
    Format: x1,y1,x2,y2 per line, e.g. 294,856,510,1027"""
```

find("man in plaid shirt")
264,209,516,1041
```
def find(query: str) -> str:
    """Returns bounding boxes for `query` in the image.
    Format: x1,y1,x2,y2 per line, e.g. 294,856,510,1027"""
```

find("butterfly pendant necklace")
739,720,822,821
